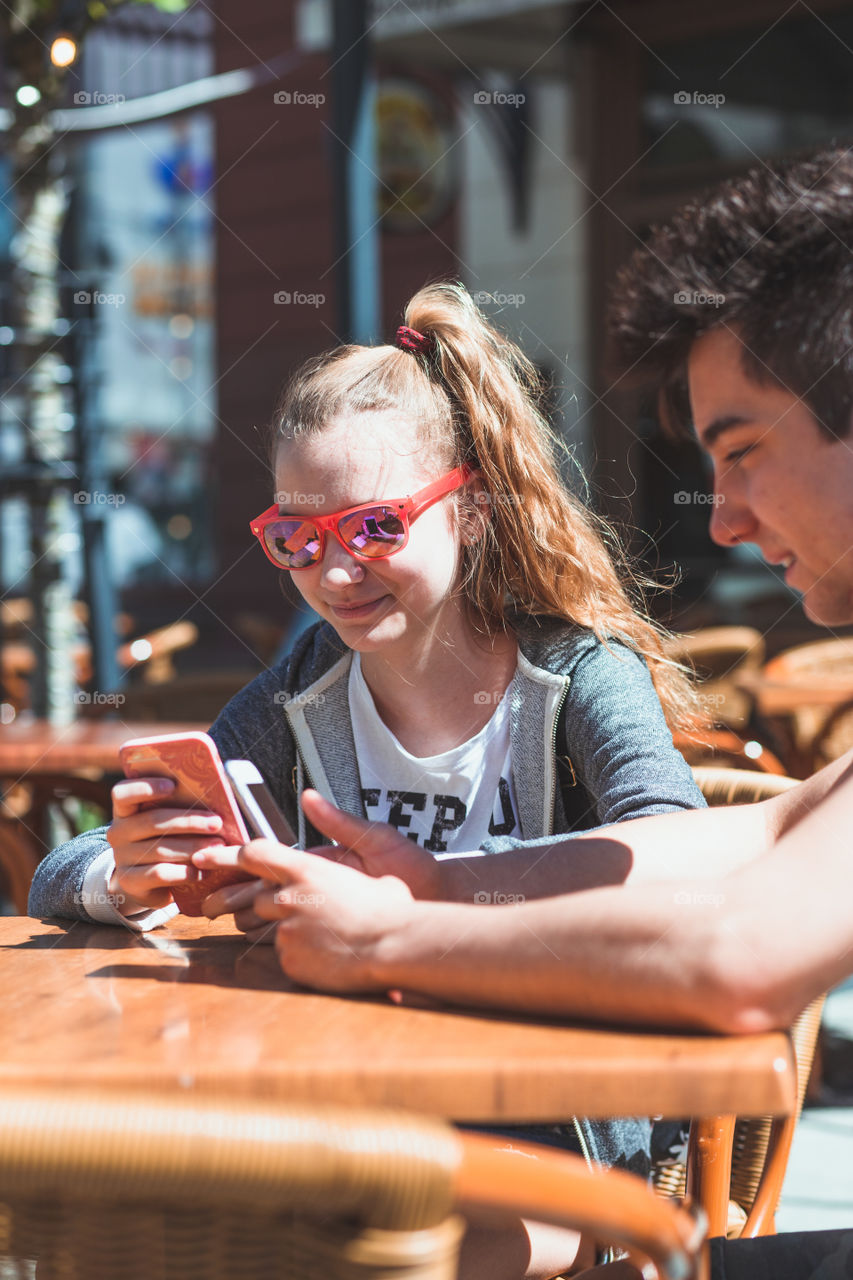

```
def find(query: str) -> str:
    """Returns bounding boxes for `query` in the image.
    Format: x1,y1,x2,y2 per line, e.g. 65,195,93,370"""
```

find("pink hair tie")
396,325,435,355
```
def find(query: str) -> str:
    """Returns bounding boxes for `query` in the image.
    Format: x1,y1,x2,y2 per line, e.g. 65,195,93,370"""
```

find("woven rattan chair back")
0,1091,708,1280
653,768,823,1239
0,1094,463,1280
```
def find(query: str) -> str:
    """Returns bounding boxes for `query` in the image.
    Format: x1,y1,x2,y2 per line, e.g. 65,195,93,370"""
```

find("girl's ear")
457,471,492,546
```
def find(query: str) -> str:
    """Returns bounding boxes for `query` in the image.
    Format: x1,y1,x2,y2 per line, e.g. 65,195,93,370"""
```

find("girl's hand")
299,789,445,900
106,777,227,916
237,840,417,993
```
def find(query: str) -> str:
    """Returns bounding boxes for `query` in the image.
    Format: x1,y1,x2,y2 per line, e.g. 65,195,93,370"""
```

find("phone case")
119,731,252,916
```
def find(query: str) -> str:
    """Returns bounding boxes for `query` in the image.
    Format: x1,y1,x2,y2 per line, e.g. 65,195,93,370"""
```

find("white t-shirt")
349,653,520,855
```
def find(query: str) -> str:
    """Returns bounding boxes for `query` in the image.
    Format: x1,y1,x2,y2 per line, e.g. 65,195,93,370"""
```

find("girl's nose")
319,534,366,586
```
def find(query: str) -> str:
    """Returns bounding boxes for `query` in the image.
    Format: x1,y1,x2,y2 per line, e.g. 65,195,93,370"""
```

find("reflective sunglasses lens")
338,506,406,558
264,519,321,568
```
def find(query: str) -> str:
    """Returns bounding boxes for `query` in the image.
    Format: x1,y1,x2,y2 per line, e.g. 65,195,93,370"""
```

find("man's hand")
299,789,445,900
237,839,417,993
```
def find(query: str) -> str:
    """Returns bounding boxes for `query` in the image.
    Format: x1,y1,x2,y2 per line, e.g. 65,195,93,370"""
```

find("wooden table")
0,915,798,1237
0,719,207,911
0,915,796,1123
0,717,207,776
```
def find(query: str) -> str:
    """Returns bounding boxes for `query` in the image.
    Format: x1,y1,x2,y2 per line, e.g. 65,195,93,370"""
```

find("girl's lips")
330,595,389,619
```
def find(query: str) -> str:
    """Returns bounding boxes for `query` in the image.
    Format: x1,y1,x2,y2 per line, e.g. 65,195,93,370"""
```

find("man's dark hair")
607,145,853,438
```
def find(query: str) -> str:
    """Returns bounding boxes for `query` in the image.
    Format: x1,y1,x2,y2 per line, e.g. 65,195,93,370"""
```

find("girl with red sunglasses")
32,282,705,1279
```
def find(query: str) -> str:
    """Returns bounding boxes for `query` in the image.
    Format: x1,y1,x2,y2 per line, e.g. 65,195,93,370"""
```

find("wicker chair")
0,1089,708,1280
665,627,766,732
760,637,853,775
652,768,824,1239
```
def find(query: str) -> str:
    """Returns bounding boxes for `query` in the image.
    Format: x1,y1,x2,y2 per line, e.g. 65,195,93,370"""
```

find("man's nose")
707,474,756,548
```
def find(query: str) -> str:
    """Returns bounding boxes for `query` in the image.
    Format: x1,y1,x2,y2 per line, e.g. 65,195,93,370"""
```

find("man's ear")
458,471,492,546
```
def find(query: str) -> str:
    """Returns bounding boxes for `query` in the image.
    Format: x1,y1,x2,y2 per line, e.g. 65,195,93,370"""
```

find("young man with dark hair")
208,146,853,1277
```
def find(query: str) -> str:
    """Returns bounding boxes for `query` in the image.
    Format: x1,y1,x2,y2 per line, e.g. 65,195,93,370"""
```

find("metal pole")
330,0,380,344
63,176,120,698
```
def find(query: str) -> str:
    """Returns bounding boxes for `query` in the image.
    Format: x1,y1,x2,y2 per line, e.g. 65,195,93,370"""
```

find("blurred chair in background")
666,628,784,774
753,636,853,776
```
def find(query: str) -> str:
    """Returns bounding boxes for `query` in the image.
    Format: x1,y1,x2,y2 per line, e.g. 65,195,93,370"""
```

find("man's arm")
238,760,853,1033
440,749,853,902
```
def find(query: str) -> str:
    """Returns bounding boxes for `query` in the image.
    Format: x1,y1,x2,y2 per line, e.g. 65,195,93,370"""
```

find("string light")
50,36,78,68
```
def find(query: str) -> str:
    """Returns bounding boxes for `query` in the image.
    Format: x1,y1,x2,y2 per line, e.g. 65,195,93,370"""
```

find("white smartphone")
224,759,299,847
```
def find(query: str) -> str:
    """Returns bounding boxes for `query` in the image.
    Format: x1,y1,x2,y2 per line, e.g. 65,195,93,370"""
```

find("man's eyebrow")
697,415,752,450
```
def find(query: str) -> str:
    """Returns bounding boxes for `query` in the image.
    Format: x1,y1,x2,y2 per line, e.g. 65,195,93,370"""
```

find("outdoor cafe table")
0,718,208,910
0,914,798,1231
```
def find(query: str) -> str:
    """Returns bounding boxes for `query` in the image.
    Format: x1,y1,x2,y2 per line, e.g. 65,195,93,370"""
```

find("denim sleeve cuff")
78,849,179,932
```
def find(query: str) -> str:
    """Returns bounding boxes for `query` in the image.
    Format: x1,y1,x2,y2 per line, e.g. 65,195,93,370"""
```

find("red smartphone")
119,731,252,916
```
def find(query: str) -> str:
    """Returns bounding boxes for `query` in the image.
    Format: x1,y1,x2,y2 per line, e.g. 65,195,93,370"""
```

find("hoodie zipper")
571,1116,593,1170
547,678,571,836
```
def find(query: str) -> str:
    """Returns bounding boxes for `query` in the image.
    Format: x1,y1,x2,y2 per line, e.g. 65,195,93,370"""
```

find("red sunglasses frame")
250,465,473,570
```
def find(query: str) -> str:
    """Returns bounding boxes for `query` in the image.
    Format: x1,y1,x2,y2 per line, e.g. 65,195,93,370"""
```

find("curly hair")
607,145,853,438
270,282,700,731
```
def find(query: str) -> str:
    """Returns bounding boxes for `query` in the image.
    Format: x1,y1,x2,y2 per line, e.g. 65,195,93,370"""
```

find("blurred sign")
376,79,456,230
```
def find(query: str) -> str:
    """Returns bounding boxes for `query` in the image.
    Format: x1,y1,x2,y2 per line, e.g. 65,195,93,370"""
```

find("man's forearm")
370,881,730,1029
439,802,774,905
375,769,853,1032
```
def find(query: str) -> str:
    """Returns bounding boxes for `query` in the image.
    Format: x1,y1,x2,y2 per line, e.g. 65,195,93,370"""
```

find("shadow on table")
8,919,703,1033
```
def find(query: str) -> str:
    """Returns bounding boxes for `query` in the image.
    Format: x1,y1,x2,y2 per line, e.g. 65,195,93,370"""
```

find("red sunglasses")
250,466,472,570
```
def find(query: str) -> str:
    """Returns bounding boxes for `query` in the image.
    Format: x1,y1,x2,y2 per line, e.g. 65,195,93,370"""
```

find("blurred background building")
3,0,853,699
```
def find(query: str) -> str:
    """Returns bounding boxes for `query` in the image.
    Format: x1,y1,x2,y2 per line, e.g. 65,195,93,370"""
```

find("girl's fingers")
115,862,193,903
111,835,226,867
116,808,224,843
111,777,175,818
